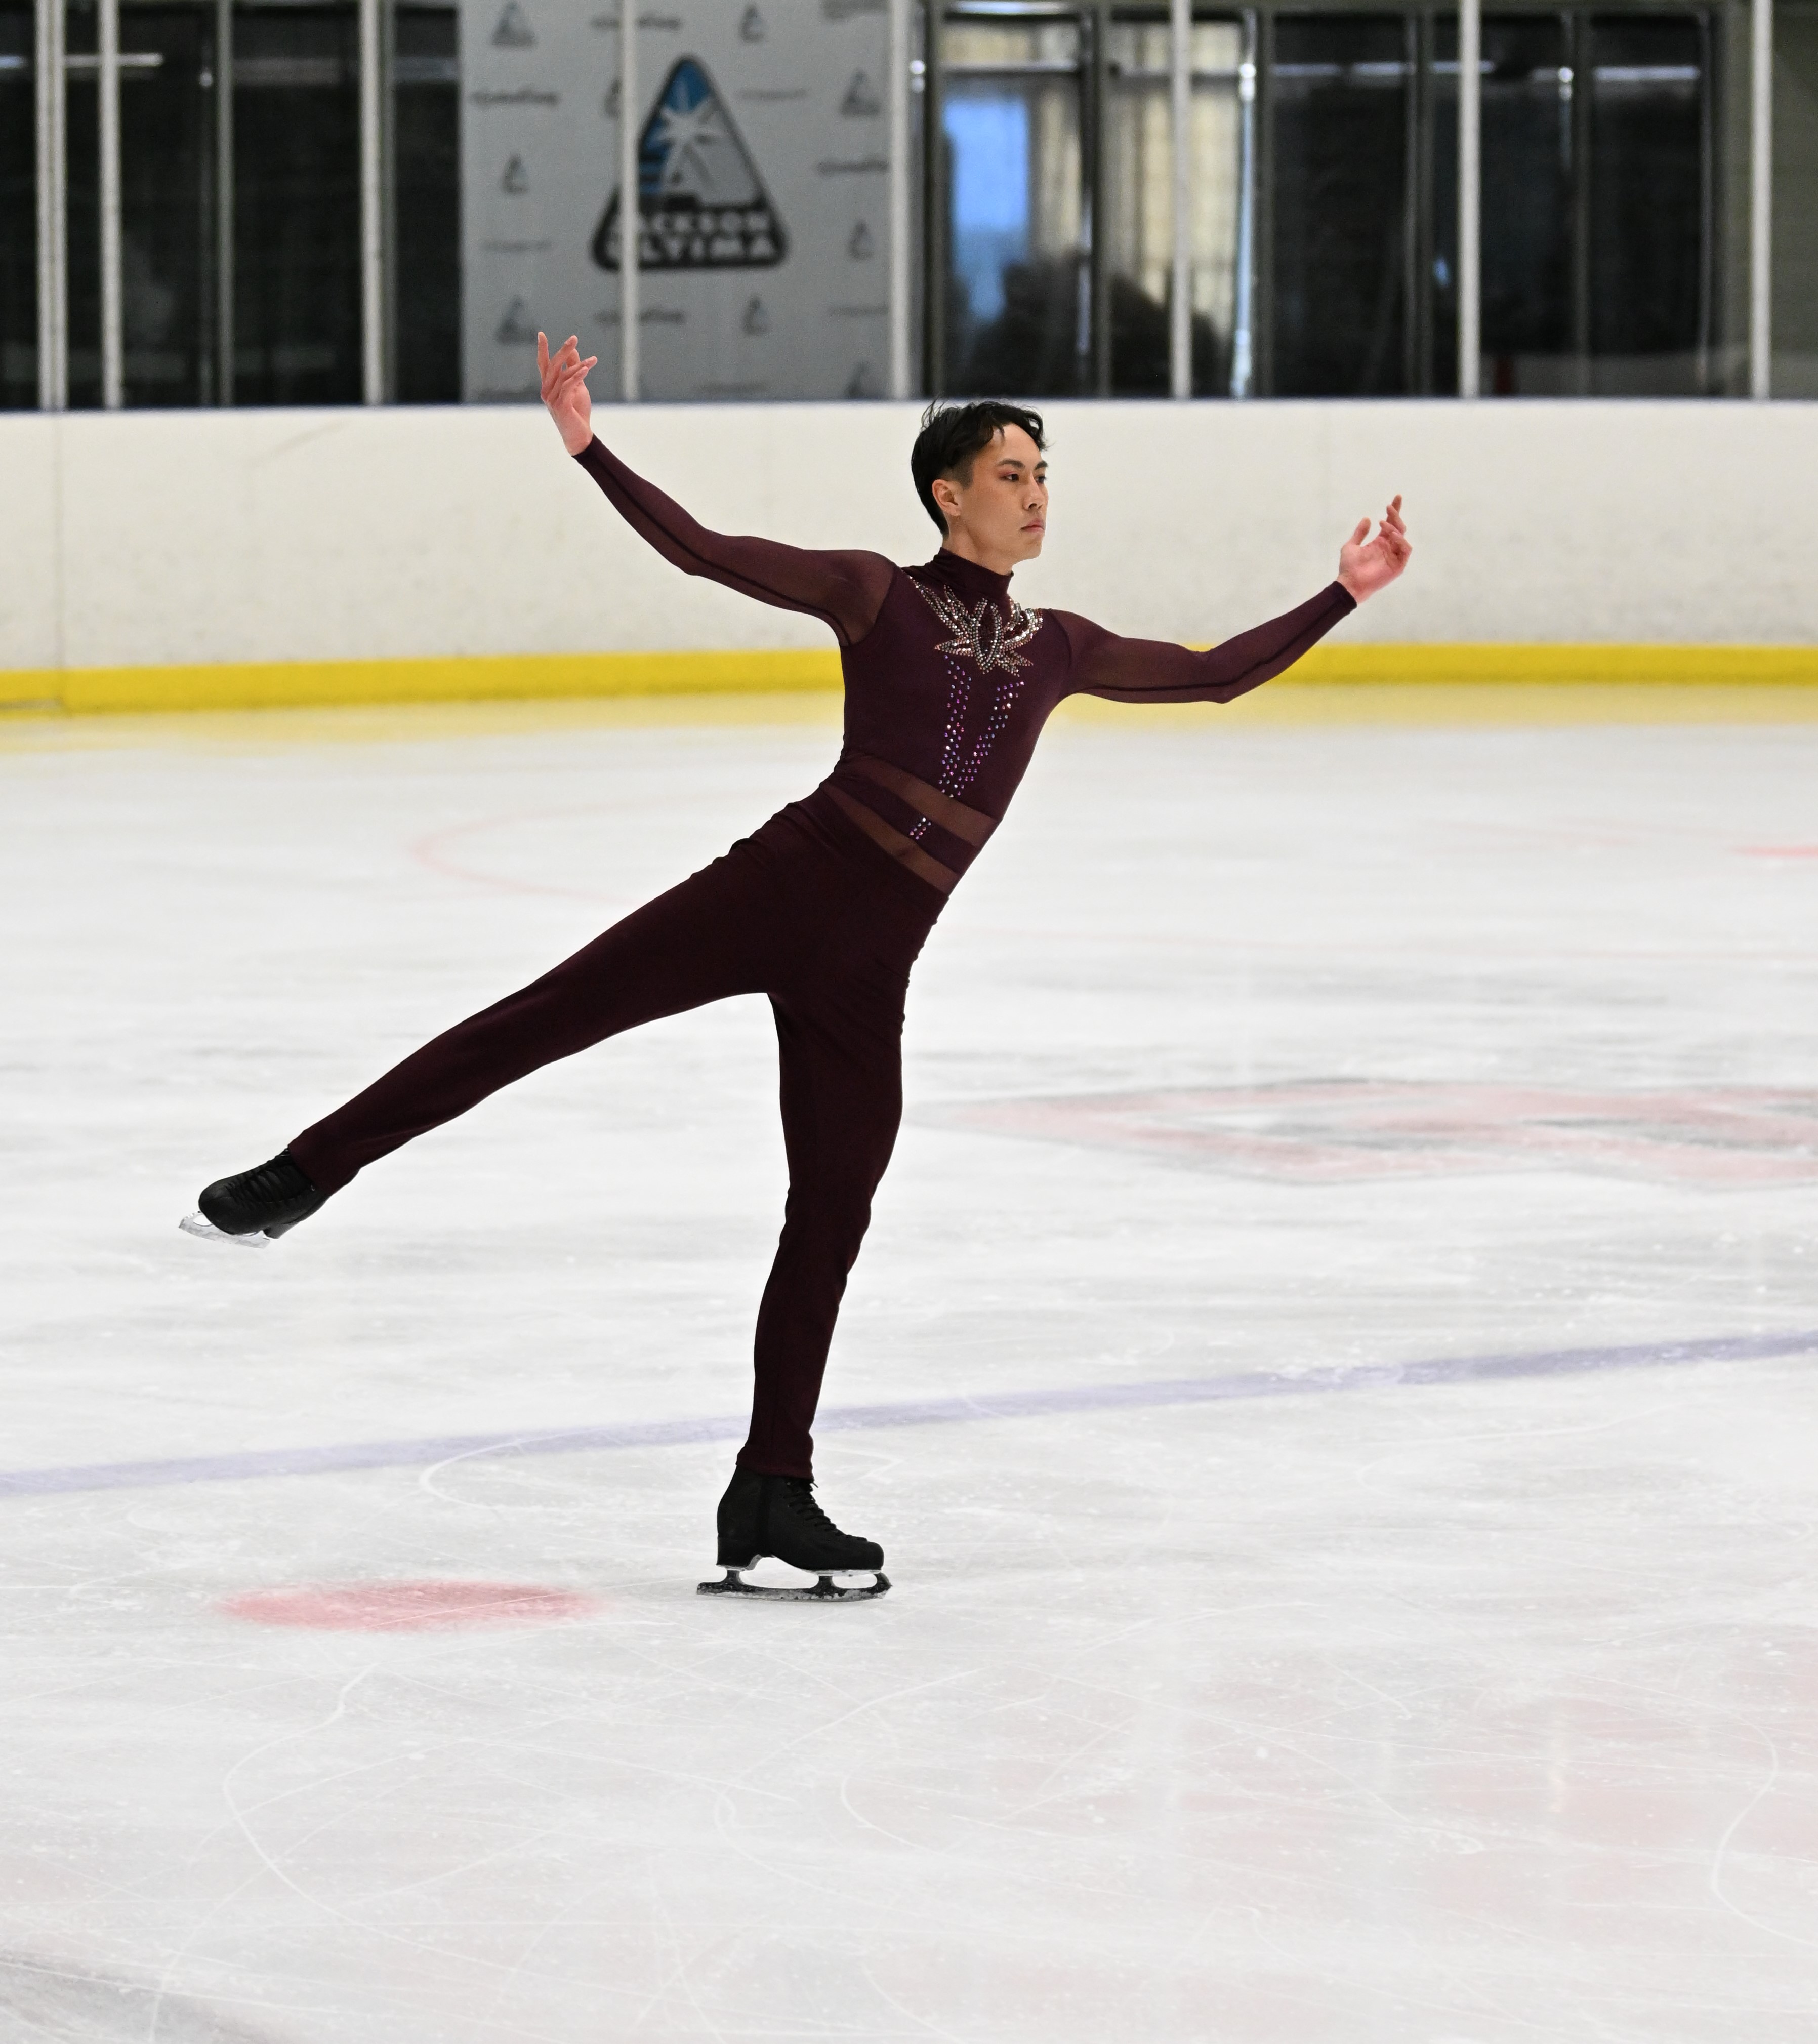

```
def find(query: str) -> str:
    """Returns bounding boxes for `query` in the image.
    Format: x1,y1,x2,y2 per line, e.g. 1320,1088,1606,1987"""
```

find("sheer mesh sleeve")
575,437,895,648
1055,582,1356,705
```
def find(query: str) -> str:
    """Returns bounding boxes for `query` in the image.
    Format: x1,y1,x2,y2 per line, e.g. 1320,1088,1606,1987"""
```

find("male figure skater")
188,334,1411,1598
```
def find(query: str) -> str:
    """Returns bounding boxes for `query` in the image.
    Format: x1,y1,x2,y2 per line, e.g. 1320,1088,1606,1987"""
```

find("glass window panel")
942,11,1086,394
1270,14,1410,396
1428,15,1458,394
1187,19,1243,393
1467,10,1716,396
1105,15,1173,391
120,7,211,407
233,2,361,405
65,0,100,405
1586,13,1710,389
64,1,215,406
0,2,32,408
1479,14,1572,393
1775,0,1818,395
1103,12,1243,396
394,3,459,404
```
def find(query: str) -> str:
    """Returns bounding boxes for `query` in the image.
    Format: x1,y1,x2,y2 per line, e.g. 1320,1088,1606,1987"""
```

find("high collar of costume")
919,548,1015,606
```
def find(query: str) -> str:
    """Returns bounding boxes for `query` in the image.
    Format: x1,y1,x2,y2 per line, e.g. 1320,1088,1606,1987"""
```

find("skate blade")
178,1211,269,1249
697,1568,890,1603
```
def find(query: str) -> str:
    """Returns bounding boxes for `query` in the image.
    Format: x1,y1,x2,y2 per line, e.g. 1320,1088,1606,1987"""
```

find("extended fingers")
1379,495,1410,562
547,343,598,401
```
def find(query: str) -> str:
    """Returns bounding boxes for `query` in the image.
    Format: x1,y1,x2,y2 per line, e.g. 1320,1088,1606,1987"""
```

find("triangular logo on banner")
592,56,789,273
841,70,881,117
491,0,534,48
502,154,530,194
847,220,874,260
739,4,765,42
495,296,540,345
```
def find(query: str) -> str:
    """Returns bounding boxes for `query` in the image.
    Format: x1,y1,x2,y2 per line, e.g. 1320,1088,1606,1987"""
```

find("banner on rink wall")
460,0,894,402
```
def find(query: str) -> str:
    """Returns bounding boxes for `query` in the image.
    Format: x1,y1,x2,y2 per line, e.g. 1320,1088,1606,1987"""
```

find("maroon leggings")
288,792,941,1477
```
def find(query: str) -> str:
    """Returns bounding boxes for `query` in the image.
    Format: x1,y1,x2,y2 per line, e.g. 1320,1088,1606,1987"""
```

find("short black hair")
910,400,1047,534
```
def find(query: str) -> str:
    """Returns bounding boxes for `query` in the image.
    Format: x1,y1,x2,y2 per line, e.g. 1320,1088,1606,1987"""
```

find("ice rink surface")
2,699,1816,2042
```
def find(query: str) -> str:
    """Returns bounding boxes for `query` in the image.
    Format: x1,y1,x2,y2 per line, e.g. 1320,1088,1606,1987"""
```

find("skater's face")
931,425,1049,574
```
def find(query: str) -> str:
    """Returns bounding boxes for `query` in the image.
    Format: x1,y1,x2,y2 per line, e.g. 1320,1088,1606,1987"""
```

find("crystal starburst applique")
911,577,1044,675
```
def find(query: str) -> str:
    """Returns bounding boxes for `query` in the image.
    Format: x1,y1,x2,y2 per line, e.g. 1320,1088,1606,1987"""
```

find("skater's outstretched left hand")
539,331,598,457
1336,495,1412,603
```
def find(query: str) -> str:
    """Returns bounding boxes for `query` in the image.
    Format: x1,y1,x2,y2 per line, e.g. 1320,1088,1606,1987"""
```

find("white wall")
3,399,1815,674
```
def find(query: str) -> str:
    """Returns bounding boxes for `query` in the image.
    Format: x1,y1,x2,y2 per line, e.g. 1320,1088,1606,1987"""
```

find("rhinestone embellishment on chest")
911,576,1044,674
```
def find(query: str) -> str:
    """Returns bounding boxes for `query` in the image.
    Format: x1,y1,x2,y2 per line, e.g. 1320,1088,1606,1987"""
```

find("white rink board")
3,399,1818,675
3,708,1817,2041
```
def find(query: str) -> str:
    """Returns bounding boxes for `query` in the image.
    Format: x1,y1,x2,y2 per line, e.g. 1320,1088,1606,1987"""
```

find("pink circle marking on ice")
220,1581,600,1632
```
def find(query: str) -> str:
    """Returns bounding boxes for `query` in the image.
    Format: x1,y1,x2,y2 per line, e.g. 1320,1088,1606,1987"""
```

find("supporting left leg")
738,992,906,1478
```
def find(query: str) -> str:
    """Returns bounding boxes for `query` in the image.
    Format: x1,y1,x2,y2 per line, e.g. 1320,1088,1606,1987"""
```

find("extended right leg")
195,833,789,1235
292,837,788,1192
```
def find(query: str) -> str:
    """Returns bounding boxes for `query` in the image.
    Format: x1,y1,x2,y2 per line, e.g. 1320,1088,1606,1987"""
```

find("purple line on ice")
3,1327,1814,1501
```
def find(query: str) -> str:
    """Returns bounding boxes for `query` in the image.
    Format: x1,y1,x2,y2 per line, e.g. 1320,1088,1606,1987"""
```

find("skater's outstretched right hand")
539,331,598,457
1336,495,1411,603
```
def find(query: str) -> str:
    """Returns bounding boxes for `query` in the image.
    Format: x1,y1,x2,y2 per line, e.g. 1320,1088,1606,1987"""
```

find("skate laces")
778,1479,842,1536
247,1155,311,1200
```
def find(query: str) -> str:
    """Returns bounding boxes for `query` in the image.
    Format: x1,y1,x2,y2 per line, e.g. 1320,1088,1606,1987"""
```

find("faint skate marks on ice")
927,1080,1818,1185
410,808,637,904
0,1953,274,2042
1740,843,1818,858
3,1329,1816,1501
220,1580,599,1631
1705,1714,1818,1952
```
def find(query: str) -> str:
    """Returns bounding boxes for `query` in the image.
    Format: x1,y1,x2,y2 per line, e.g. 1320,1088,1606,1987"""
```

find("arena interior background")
2,399,1815,714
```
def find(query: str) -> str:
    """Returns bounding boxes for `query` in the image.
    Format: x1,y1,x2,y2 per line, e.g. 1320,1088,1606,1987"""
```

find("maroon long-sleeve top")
576,437,1355,896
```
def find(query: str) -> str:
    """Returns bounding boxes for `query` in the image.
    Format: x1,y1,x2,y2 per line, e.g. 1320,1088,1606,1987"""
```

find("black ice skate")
180,1151,327,1247
698,1470,890,1602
